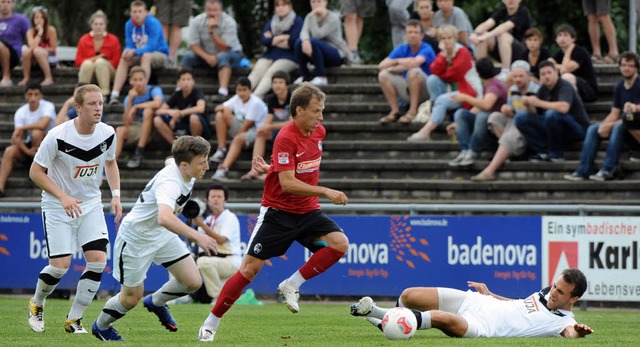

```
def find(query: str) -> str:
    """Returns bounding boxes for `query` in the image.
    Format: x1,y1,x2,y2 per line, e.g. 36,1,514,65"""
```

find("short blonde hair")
74,84,102,106
437,24,458,40
89,9,107,26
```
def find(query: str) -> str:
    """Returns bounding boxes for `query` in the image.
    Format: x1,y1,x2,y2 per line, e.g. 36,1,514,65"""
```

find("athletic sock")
298,246,345,281
368,305,389,319
417,310,431,329
33,265,68,306
152,278,190,306
211,271,251,319
68,261,105,319
202,313,221,332
96,293,129,329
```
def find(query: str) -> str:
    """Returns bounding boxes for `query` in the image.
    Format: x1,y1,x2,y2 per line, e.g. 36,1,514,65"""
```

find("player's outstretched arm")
561,323,594,338
467,281,512,301
157,204,218,256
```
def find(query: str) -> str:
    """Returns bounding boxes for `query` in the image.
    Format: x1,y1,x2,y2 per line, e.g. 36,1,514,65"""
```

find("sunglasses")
31,6,48,13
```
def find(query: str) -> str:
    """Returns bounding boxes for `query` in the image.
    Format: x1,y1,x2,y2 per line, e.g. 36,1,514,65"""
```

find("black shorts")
0,38,20,69
576,77,597,103
247,207,343,260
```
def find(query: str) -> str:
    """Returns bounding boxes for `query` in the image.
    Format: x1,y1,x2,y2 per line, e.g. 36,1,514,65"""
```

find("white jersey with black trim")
119,162,194,243
33,121,116,210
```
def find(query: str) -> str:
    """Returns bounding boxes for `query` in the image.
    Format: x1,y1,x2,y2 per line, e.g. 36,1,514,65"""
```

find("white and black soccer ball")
381,307,417,340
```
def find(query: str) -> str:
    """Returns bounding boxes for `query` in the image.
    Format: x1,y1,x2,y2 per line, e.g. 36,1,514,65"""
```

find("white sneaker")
211,167,229,181
198,325,216,342
277,279,300,313
349,296,374,316
309,76,328,86
448,150,468,167
28,299,44,333
209,148,227,163
458,151,478,166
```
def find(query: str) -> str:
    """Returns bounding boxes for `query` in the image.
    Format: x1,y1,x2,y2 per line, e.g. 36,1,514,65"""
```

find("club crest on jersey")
318,141,323,151
277,152,289,164
100,141,107,152
73,163,100,180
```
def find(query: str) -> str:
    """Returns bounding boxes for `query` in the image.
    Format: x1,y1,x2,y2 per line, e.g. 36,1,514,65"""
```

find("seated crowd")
0,0,635,197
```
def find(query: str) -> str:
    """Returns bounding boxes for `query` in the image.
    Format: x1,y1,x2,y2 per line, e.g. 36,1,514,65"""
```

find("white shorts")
457,290,502,337
112,231,190,287
42,202,108,257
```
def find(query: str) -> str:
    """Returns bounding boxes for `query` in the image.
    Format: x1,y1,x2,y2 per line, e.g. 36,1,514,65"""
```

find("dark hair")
524,27,543,43
272,70,291,85
235,76,252,89
405,19,423,31
619,51,640,69
178,68,194,80
538,60,556,71
172,136,211,165
475,57,500,79
561,269,587,298
30,7,50,43
208,183,229,201
290,82,326,118
555,24,577,39
25,81,42,93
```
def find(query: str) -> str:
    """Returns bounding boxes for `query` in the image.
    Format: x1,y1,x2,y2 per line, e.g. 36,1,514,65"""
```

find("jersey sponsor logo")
277,152,289,164
296,157,321,173
73,163,100,180
523,294,540,314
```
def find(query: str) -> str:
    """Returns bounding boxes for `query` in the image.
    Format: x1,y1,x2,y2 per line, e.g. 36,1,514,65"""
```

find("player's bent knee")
399,287,423,308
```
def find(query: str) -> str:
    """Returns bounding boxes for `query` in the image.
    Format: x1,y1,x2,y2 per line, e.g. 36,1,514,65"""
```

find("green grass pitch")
2,296,638,346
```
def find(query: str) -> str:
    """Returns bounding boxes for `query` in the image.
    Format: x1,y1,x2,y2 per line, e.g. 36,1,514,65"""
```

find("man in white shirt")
92,135,218,341
0,82,55,197
351,268,594,339
27,84,122,334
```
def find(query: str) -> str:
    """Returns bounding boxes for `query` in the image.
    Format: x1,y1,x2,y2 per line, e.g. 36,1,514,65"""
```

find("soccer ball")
381,307,417,340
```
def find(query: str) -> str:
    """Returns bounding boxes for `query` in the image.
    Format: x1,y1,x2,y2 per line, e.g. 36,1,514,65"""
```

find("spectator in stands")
181,0,243,97
115,66,165,168
407,24,480,142
293,0,351,86
241,71,292,181
549,24,598,103
0,82,55,197
340,0,376,65
448,57,508,167
378,19,435,124
0,0,29,87
248,0,301,99
108,0,169,105
522,27,550,83
75,10,121,97
154,69,210,144
432,0,473,48
387,0,413,48
564,52,640,181
471,60,539,181
193,183,241,302
155,0,192,66
19,6,57,87
470,0,531,77
210,77,268,180
583,0,619,64
515,61,590,162
409,0,438,53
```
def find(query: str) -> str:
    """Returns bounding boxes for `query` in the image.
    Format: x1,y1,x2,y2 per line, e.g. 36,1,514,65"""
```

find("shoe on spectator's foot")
217,87,229,96
549,157,565,163
458,151,477,166
127,152,143,169
211,167,229,181
28,298,44,333
448,151,468,167
65,317,88,333
277,279,300,313
309,76,328,86
589,169,615,181
209,148,227,163
630,154,640,162
407,132,431,142
143,294,178,332
349,51,362,65
92,321,124,341
563,172,586,181
471,171,495,181
365,317,383,331
528,153,549,162
350,296,374,316
108,96,121,105
198,325,216,342
0,79,13,87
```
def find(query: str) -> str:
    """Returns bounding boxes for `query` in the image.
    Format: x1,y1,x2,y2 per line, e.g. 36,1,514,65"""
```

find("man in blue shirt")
378,19,435,124
109,0,169,105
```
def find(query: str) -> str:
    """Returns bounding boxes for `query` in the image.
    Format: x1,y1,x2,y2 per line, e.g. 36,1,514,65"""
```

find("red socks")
298,246,345,280
211,271,251,317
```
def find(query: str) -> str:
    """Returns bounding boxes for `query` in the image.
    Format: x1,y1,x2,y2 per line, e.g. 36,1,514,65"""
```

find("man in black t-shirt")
154,69,211,144
470,0,531,75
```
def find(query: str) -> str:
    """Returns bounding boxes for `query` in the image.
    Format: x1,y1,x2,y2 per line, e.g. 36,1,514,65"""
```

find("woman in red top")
19,7,57,86
75,10,121,96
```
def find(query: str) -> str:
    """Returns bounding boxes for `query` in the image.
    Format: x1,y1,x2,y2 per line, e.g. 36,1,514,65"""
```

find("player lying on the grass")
350,268,593,338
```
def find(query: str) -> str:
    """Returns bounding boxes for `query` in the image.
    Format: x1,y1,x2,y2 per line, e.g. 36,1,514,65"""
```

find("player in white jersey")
27,84,123,334
350,268,594,339
92,135,218,341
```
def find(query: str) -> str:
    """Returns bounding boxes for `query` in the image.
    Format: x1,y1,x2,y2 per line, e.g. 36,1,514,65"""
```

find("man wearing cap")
471,60,539,181
515,60,590,162
448,57,508,167
564,52,640,181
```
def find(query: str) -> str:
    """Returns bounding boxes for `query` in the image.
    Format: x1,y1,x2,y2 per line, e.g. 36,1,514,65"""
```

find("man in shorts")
0,0,29,86
340,0,376,64
109,0,169,105
155,0,192,65
197,82,350,342
91,136,218,341
351,268,594,338
27,84,123,334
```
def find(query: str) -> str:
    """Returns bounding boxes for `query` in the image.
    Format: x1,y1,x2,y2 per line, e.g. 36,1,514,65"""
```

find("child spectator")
19,6,57,86
0,0,29,87
522,27,550,82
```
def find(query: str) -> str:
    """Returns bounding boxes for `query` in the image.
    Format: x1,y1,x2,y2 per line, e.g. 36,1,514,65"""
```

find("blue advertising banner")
0,214,541,298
